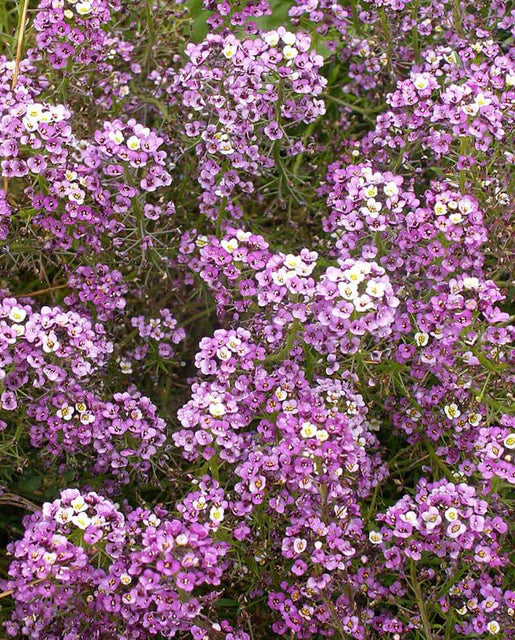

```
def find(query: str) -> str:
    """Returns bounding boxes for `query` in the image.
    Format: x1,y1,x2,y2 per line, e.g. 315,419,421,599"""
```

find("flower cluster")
0,0,513,638
33,0,123,69
373,478,508,566
126,308,186,364
27,385,167,483
92,119,172,193
4,489,246,639
0,296,112,395
65,263,127,320
171,28,326,222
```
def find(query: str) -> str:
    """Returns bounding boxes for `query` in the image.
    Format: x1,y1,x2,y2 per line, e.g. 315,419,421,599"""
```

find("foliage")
0,0,513,639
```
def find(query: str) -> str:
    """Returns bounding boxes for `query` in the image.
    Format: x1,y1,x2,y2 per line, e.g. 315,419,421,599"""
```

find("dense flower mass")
4,489,238,639
0,1,513,639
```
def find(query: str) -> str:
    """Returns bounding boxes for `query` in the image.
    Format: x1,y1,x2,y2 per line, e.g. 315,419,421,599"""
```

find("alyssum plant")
0,0,513,638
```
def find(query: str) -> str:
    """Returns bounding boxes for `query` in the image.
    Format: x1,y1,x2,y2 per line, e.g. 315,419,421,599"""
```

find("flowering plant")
0,0,513,638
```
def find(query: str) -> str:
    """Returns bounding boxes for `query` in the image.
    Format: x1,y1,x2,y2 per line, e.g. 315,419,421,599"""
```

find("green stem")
453,0,464,38
380,9,393,76
423,439,455,482
215,196,227,239
264,319,301,364
410,560,434,640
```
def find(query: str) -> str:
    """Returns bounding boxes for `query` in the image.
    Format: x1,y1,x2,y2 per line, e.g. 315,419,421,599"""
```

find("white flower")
275,387,287,401
208,399,226,417
264,31,279,47
42,332,60,353
120,573,132,585
12,324,25,337
280,31,296,46
57,404,74,421
487,621,500,635
284,254,300,269
271,269,289,286
299,605,313,620
434,202,448,216
413,74,429,90
216,346,232,361
384,181,399,197
236,230,251,242
223,43,238,59
444,403,461,420
338,282,358,301
367,419,381,431
220,239,238,254
369,531,383,544
176,534,188,546
209,506,225,523
474,93,491,107
119,358,133,374
227,336,241,351
76,1,92,15
143,513,161,527
193,497,206,511
458,198,474,215
363,185,378,198
366,198,382,214
462,103,479,116
346,401,357,415
467,413,482,426
9,307,27,323
414,332,429,347
55,508,74,524
334,504,348,519
421,509,441,530
345,266,366,284
26,103,43,119
39,111,51,123
71,512,92,529
400,510,419,526
315,429,329,442
195,235,208,248
283,45,298,60
249,476,266,493
293,538,307,554
462,277,479,290
354,294,375,312
43,552,57,565
300,421,318,439
503,433,515,449
444,507,459,522
108,129,124,145
283,401,297,414
23,117,38,132
366,280,386,298
126,135,141,150
71,496,88,512
80,412,95,425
